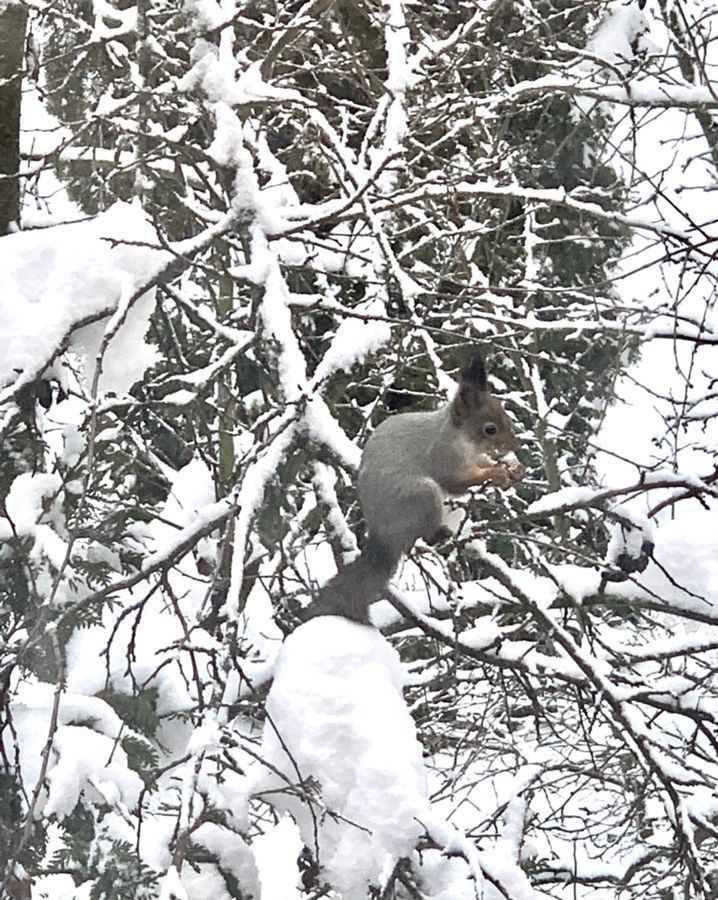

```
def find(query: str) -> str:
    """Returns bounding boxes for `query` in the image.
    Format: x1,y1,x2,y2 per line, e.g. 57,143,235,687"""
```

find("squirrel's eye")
484,423,498,436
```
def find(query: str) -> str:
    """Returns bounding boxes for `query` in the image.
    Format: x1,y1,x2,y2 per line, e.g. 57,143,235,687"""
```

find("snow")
193,823,259,896
0,472,61,540
6,1,718,896
179,41,304,109
414,852,480,900
91,0,137,41
32,523,69,572
311,300,391,385
372,0,410,194
183,0,228,33
633,510,718,615
44,724,143,819
253,225,307,400
526,485,598,515
73,287,160,396
546,563,602,603
21,94,74,201
6,683,146,823
586,3,649,68
149,456,216,557
460,618,503,651
158,866,188,900
256,616,429,899
252,816,304,900
0,202,170,397
312,462,358,563
142,495,231,574
207,101,248,169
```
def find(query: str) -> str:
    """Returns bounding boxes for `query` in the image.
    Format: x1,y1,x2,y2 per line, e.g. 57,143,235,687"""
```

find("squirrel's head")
451,352,518,459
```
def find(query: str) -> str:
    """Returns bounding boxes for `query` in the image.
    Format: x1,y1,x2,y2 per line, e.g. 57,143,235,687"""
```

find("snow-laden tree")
2,0,718,897
0,0,27,234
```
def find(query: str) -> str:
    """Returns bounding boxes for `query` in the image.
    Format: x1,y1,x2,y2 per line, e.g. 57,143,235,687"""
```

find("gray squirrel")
307,352,524,623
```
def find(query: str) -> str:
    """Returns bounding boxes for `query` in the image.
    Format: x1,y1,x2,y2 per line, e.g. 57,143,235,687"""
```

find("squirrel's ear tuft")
452,352,488,425
461,352,488,391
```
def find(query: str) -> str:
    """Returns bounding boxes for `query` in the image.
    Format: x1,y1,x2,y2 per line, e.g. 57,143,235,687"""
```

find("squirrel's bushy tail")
305,536,401,624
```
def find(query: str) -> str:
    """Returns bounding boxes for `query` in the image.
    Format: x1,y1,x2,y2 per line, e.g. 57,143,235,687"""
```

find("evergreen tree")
2,0,718,896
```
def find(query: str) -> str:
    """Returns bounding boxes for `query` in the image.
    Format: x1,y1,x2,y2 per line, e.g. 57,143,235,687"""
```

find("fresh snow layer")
0,471,61,540
6,683,144,822
252,816,304,900
258,616,429,899
0,202,169,395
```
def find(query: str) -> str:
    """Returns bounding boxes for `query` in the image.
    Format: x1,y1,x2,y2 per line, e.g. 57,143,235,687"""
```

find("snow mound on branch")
587,3,648,66
258,616,429,899
7,683,144,822
253,816,304,900
0,471,61,540
0,202,170,395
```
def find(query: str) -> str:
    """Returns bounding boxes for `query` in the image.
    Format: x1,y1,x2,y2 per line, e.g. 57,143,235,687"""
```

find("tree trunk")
0,3,28,234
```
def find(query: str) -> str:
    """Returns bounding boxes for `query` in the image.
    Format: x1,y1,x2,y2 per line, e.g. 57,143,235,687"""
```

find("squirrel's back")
358,407,451,557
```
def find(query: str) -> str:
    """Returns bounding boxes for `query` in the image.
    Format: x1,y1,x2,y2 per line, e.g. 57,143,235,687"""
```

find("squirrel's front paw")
504,460,525,484
487,460,525,489
486,467,513,489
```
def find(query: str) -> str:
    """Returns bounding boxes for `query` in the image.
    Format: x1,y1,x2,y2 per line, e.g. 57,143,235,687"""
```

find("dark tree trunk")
0,3,28,234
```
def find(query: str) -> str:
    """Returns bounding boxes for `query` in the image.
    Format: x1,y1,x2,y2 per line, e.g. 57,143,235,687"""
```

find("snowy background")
1,0,718,898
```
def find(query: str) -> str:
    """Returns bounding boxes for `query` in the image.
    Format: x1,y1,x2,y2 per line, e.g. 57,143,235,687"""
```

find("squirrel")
306,352,524,624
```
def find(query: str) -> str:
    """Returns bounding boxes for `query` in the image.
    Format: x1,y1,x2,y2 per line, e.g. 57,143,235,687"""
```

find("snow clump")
257,616,430,899
0,201,170,396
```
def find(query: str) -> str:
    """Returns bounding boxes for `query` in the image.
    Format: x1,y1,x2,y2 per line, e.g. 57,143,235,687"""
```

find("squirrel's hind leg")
403,477,445,549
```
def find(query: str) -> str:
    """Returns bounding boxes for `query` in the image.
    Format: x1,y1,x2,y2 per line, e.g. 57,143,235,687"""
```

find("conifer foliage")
1,0,718,897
